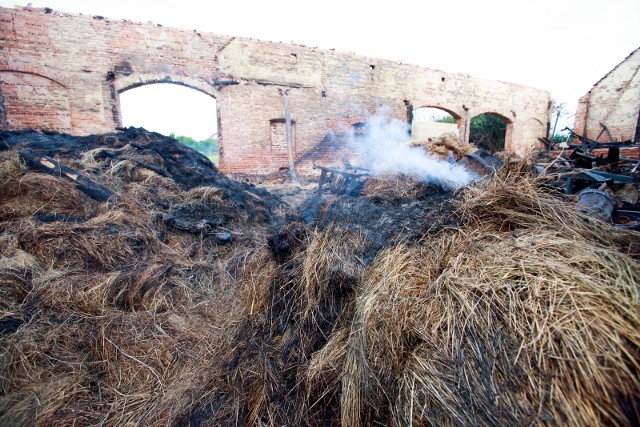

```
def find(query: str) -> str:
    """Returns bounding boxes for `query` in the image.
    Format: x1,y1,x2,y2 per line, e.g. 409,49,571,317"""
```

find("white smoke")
345,109,475,188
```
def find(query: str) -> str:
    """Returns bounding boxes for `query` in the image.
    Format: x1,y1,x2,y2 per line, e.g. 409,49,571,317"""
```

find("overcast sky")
2,0,639,139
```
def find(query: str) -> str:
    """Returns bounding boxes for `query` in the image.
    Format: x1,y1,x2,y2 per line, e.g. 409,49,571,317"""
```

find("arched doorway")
411,106,461,142
119,83,219,165
469,112,511,153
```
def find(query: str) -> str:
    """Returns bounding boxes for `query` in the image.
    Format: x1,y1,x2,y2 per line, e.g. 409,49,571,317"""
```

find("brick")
574,48,640,143
0,6,552,173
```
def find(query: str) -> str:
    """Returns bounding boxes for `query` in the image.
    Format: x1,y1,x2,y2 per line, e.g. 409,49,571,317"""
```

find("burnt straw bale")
0,128,638,427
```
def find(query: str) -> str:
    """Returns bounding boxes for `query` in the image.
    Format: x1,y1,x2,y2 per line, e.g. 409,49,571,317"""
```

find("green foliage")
434,116,456,124
170,133,218,155
470,114,506,153
549,133,570,144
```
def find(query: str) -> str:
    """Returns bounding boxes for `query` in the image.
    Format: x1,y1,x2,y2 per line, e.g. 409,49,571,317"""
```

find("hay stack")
0,129,281,427
1,127,638,426
360,173,434,201
324,169,640,426
339,234,638,425
227,164,639,426
202,224,367,426
413,132,477,160
200,163,639,426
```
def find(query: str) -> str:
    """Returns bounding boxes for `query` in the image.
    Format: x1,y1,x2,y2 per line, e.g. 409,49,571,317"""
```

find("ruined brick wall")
574,47,640,143
0,6,551,173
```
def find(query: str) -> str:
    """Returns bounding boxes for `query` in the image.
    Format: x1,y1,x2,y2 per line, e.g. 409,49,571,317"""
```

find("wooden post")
635,107,640,143
283,90,298,181
317,168,327,197
551,108,560,139
404,100,413,138
18,149,113,201
462,105,471,143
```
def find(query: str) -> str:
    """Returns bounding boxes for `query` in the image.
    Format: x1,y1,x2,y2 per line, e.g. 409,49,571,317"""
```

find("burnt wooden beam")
18,149,113,201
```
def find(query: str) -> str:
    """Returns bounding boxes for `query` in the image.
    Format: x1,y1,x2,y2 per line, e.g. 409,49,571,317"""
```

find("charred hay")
303,174,461,261
0,128,284,426
0,128,639,427
193,224,367,426
199,167,639,426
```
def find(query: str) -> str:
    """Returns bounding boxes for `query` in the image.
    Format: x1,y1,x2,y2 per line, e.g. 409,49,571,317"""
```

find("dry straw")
333,163,640,426
0,135,271,426
215,224,366,426
412,132,476,160
361,173,432,200
1,133,638,427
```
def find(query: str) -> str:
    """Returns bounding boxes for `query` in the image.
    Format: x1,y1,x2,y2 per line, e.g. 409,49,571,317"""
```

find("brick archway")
111,74,224,161
411,105,464,142
0,6,552,173
114,74,218,100
416,105,463,121
113,74,220,131
470,111,514,152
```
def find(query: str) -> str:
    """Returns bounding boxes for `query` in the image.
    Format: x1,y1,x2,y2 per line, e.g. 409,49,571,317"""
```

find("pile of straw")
0,129,281,426
360,173,438,201
412,132,477,160
193,223,367,425
1,127,638,426
214,164,639,426
308,168,640,426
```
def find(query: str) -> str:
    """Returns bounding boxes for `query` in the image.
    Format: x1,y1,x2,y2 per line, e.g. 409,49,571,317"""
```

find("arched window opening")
119,83,218,165
469,113,508,153
411,107,459,142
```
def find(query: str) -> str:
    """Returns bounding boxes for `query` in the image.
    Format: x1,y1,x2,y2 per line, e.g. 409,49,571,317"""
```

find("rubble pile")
0,128,639,426
538,128,640,229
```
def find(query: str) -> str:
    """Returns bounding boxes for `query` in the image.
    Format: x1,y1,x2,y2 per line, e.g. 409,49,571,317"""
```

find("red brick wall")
573,48,640,143
0,70,71,131
0,6,552,174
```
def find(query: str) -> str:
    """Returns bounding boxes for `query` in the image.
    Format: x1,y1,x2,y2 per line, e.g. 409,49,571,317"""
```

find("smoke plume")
346,110,475,188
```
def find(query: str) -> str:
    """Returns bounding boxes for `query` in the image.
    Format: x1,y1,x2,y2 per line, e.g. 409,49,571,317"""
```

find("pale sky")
2,0,639,139
119,84,218,140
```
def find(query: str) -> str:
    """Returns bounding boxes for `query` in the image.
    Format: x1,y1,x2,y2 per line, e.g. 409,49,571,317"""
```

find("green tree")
470,114,506,153
170,133,218,155
549,132,570,144
434,116,456,124
549,101,571,143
